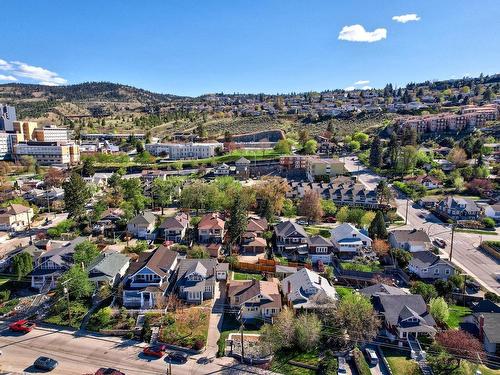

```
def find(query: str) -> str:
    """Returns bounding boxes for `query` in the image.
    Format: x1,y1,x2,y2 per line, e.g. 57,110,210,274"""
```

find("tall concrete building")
13,121,37,141
0,132,15,160
34,125,69,142
0,104,17,132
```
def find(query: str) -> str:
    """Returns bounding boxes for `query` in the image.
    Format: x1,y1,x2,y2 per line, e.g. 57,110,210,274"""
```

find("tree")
259,307,295,352
369,136,383,168
372,239,390,257
410,281,438,302
73,241,100,267
12,252,33,280
368,211,387,239
57,265,93,300
352,132,369,144
348,140,360,152
259,196,274,222
429,297,449,325
120,178,149,215
19,155,36,173
376,180,392,206
336,206,349,223
321,199,337,217
387,132,400,168
255,177,290,216
447,147,467,167
282,198,297,218
390,248,412,268
453,175,465,191
187,245,209,259
435,330,485,366
228,192,248,244
294,313,322,352
303,139,318,155
298,190,323,224
44,168,66,188
398,145,418,173
360,211,376,228
63,173,91,219
151,177,181,214
274,139,293,154
81,158,96,177
328,293,380,347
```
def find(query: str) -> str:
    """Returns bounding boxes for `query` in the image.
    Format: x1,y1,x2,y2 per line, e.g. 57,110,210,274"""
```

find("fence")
234,259,311,273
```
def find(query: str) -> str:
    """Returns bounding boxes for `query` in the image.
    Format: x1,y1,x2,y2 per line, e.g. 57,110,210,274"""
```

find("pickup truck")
9,319,36,333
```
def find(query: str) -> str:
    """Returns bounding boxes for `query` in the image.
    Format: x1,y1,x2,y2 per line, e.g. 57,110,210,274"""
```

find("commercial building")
13,141,80,165
145,142,222,159
0,104,16,132
0,132,15,160
306,158,347,181
12,121,37,141
34,125,69,142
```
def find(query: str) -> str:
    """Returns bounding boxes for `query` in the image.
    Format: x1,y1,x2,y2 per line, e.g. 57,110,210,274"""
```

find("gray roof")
129,212,156,225
275,221,308,238
375,294,436,328
88,252,129,281
390,229,431,245
309,235,333,247
409,251,454,269
175,258,218,292
439,196,480,213
159,213,189,230
477,313,500,344
359,283,408,298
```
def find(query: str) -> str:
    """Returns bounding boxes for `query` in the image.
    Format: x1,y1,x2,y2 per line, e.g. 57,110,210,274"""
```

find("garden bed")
340,261,382,273
159,306,210,350
87,306,136,332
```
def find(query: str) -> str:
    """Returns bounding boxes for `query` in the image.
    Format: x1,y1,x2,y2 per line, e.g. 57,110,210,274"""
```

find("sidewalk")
203,280,226,358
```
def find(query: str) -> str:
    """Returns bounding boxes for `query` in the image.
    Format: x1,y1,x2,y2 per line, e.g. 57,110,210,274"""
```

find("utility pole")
239,313,245,364
64,286,71,327
405,198,409,225
26,211,33,245
449,224,455,261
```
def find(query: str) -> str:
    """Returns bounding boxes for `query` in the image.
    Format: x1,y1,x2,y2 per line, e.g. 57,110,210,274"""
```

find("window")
422,268,428,273
434,268,440,275
445,269,450,275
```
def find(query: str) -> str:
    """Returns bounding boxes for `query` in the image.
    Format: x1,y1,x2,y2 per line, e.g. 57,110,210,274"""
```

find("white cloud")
338,24,387,42
0,74,17,81
344,86,356,91
392,14,421,23
361,85,372,90
354,80,370,85
0,58,67,86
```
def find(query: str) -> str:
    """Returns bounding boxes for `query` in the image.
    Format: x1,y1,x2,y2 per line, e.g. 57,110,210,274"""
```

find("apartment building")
0,104,16,132
280,155,319,170
12,121,37,141
14,141,80,165
306,158,346,181
0,132,15,160
145,142,222,159
34,125,69,142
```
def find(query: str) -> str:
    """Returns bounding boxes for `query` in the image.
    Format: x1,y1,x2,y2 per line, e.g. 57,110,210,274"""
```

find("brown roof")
227,279,281,309
247,217,268,232
198,213,225,230
128,246,178,278
3,204,32,215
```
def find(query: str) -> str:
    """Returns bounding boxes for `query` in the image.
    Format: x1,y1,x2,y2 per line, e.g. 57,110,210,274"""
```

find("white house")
389,229,432,253
330,223,372,256
281,268,337,309
126,212,156,239
485,204,500,223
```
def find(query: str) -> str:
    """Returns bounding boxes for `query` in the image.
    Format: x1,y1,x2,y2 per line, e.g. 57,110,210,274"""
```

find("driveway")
203,279,226,358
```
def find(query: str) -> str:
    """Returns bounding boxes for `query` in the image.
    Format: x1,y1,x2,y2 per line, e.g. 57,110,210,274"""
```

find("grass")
446,305,472,329
455,228,497,235
275,256,289,266
270,349,319,375
341,261,382,273
0,277,13,287
335,286,354,299
304,226,331,238
382,349,420,375
44,300,90,329
216,313,261,357
0,298,20,315
460,361,500,375
353,347,371,375
159,307,210,350
232,272,263,281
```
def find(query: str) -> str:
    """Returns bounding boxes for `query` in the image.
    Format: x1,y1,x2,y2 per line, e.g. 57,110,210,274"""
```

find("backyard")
382,348,420,375
446,305,471,329
217,313,261,357
340,261,382,273
232,271,263,281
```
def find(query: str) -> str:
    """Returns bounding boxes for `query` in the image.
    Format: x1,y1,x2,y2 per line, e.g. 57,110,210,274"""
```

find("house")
389,229,432,252
126,212,157,239
30,237,87,291
235,157,251,178
207,243,224,258
372,294,437,343
359,283,409,298
198,212,225,244
88,252,130,288
308,235,335,265
174,258,227,303
281,268,337,310
484,204,500,223
122,246,179,309
275,264,297,280
419,197,439,209
274,221,309,261
407,175,443,189
158,212,189,243
330,223,372,257
408,251,455,280
84,173,113,187
213,163,236,176
227,279,281,322
241,217,268,254
436,196,482,221
306,158,346,181
468,300,500,354
0,204,34,232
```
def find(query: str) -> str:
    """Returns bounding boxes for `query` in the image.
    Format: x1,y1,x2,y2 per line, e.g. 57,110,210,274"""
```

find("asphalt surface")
343,156,500,295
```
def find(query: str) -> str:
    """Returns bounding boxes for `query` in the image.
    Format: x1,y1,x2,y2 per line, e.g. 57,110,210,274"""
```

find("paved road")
344,156,500,295
0,324,278,375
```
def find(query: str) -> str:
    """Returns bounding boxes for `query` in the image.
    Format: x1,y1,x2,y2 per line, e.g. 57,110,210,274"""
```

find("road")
0,324,278,375
344,156,500,295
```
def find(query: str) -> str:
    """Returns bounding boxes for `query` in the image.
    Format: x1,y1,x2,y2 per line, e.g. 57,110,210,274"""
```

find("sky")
1,0,499,96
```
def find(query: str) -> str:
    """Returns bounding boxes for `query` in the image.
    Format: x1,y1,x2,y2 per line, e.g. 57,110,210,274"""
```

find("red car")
9,319,36,333
143,344,167,358
324,216,336,223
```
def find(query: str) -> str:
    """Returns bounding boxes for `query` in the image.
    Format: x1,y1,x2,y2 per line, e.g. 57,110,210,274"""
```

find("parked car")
466,280,481,293
143,345,167,358
296,218,308,225
9,319,36,333
364,348,379,365
95,368,126,375
324,216,336,223
167,351,189,363
433,238,446,248
338,356,347,374
34,356,58,371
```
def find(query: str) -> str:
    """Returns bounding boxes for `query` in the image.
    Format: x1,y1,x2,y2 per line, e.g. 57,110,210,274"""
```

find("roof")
198,213,225,230
247,217,268,232
478,313,500,344
176,258,219,292
331,223,370,242
281,268,337,308
472,300,500,314
128,212,156,226
128,246,179,278
88,252,130,280
390,229,431,245
274,221,308,238
159,212,189,230
309,235,333,247
0,204,32,216
439,196,480,212
359,283,408,298
275,265,297,274
409,251,454,270
235,157,251,164
227,279,281,310
375,294,436,328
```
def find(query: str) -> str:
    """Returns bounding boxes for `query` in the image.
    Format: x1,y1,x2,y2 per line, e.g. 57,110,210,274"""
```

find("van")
337,356,347,374
365,348,379,365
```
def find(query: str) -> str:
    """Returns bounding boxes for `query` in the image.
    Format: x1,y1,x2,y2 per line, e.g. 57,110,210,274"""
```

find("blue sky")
1,0,499,96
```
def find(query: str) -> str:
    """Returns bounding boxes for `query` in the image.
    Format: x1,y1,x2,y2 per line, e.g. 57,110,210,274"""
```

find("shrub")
482,217,496,229
0,289,11,302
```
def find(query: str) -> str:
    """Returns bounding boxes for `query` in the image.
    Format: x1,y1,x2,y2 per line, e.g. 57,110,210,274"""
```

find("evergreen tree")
81,158,95,177
259,196,274,222
63,173,91,219
368,211,387,239
387,132,400,168
369,136,383,168
228,193,248,245
12,252,33,280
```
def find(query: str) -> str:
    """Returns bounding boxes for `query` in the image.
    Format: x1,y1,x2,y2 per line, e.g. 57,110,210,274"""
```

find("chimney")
479,314,485,341
287,281,291,294
318,275,321,285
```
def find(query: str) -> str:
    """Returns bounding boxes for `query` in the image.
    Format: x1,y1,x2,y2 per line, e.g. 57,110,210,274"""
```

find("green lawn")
341,261,382,273
335,286,354,299
446,305,471,329
270,349,319,375
382,349,420,375
304,226,331,238
460,361,500,375
455,228,497,235
0,298,20,315
232,272,263,281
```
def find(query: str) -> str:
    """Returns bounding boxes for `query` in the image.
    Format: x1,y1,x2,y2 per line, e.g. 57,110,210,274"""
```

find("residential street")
344,156,500,295
0,323,278,375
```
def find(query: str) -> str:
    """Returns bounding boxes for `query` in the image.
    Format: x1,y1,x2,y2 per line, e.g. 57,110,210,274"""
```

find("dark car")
95,368,126,375
143,344,167,358
34,356,58,371
433,238,446,249
167,351,189,363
